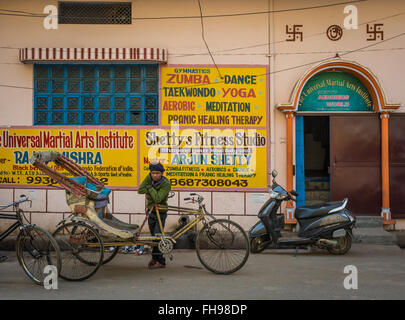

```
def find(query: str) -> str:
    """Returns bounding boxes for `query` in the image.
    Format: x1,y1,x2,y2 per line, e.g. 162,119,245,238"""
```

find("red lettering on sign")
222,88,256,98
166,74,210,84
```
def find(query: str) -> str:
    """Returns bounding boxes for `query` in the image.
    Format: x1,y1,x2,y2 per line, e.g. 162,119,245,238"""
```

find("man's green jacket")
138,174,171,210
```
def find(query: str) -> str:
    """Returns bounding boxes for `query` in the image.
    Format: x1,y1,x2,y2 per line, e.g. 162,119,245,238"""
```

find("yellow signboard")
139,127,268,190
0,128,137,187
0,66,269,191
160,66,268,127
0,127,269,191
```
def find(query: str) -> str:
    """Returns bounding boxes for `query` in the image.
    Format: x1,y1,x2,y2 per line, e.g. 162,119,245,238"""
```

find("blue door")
295,115,305,206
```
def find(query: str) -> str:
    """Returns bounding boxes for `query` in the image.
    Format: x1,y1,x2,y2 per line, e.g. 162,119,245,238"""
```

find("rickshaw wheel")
53,221,104,281
102,246,119,265
196,219,250,275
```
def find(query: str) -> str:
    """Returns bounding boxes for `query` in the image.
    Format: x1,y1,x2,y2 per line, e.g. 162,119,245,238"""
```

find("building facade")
0,0,404,234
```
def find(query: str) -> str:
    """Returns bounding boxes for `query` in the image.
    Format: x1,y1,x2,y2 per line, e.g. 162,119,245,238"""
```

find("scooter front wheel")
250,236,268,253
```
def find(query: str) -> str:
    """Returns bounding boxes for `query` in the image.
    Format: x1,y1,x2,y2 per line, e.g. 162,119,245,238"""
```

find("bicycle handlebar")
183,193,204,204
0,195,32,210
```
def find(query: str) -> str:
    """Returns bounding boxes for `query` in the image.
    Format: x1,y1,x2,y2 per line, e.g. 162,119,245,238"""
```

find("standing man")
138,162,171,269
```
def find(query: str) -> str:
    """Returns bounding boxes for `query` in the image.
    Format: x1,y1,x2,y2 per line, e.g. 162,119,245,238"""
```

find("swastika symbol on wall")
286,25,303,42
366,24,384,41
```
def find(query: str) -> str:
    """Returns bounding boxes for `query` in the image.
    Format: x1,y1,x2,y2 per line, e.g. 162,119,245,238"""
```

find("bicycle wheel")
196,219,250,274
102,246,119,265
53,222,104,281
16,225,61,285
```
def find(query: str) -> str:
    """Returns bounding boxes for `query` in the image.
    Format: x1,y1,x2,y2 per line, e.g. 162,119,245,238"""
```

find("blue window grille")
34,64,159,125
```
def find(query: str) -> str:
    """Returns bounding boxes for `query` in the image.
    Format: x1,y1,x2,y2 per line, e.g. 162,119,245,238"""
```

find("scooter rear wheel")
327,233,352,255
250,236,268,253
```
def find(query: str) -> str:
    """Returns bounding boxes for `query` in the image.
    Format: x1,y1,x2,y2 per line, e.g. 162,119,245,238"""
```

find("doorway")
330,115,381,215
296,114,381,214
296,116,330,206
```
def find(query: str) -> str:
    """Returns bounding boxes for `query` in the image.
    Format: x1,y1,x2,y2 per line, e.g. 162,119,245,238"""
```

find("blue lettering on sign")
169,154,254,166
62,152,102,164
13,151,102,165
171,154,208,165
210,154,252,165
14,151,29,164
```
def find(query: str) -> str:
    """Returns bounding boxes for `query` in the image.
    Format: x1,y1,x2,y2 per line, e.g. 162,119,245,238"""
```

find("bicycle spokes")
196,219,250,274
16,226,61,285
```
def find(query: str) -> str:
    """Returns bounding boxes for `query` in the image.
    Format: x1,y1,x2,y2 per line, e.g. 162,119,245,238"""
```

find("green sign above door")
298,71,373,112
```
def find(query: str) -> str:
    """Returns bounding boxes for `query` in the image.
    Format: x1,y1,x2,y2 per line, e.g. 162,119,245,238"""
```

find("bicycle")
0,194,61,285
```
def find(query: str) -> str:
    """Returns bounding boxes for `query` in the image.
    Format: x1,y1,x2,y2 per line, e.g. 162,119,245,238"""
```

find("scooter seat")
295,200,344,220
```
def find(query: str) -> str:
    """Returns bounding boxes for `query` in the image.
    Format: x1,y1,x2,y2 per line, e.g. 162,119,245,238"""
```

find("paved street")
1,244,404,300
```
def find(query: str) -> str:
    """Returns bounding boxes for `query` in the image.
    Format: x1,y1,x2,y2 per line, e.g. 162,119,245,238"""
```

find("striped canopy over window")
20,48,167,63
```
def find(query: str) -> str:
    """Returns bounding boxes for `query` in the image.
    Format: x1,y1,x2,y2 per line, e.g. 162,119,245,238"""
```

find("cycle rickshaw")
30,151,250,281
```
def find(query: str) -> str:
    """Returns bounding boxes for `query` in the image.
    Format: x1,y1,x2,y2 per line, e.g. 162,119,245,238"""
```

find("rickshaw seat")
101,215,140,233
68,176,140,233
69,176,111,203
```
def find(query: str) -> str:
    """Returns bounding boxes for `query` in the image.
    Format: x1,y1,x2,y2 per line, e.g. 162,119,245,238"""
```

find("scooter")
249,170,356,255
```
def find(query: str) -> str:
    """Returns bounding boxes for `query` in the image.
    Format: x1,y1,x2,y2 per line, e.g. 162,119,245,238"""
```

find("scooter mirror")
271,170,278,178
290,190,298,197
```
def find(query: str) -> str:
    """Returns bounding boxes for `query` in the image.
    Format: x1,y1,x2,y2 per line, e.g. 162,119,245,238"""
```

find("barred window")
58,1,132,24
34,64,159,126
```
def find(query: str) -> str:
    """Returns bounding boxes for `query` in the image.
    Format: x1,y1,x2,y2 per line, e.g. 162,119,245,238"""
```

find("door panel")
330,115,381,215
389,115,405,219
295,115,305,206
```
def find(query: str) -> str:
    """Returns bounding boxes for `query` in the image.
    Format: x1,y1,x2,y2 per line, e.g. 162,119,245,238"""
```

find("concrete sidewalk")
1,244,404,300
393,231,405,248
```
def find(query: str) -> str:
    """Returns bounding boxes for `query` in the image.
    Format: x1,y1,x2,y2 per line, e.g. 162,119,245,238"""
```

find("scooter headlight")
269,189,279,199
